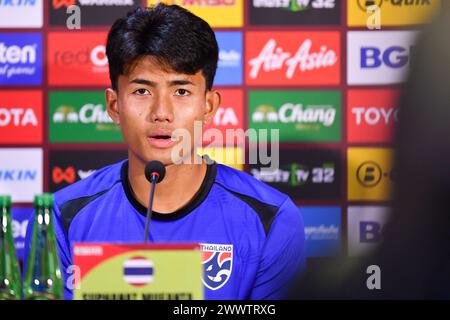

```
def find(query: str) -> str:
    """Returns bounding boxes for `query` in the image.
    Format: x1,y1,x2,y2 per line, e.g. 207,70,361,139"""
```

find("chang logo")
252,103,336,127
252,104,278,123
53,105,78,123
53,104,113,124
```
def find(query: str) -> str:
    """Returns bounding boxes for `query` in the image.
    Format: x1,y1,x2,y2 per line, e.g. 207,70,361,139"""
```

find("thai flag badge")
123,256,154,287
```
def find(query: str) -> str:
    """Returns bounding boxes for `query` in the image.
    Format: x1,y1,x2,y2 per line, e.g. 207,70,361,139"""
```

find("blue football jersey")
24,160,305,300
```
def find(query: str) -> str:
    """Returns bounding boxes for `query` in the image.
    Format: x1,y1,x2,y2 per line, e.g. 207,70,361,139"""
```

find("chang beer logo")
289,162,335,186
252,103,336,128
52,105,78,123
53,103,114,128
252,104,278,123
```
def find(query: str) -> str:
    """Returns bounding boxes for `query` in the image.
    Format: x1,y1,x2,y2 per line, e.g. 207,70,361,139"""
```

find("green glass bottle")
0,195,21,300
23,194,63,300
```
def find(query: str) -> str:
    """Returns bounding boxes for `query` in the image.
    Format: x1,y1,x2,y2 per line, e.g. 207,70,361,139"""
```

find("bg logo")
361,46,412,69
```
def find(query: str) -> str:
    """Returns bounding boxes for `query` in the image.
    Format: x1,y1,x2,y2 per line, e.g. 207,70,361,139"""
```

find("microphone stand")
144,173,158,242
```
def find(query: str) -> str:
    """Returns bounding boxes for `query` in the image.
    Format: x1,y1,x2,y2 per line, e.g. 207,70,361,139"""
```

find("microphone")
143,160,166,242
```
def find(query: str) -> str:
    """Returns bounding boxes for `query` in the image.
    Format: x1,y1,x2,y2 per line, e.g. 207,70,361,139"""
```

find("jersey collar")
121,160,217,221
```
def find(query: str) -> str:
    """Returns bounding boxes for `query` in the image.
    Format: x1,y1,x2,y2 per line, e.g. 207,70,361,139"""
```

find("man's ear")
105,88,120,125
204,89,221,125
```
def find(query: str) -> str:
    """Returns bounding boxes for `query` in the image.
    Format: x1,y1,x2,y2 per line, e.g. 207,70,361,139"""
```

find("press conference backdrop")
0,0,440,264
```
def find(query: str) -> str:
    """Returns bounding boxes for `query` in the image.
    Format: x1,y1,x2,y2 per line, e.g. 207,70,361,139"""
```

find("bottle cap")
0,195,11,208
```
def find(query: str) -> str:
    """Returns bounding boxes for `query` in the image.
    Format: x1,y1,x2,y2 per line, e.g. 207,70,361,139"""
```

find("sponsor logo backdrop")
0,0,440,259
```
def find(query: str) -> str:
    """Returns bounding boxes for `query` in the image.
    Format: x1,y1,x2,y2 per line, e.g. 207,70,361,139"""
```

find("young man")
26,4,305,300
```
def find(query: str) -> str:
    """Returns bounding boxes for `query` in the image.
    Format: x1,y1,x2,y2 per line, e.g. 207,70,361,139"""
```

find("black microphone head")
145,160,166,183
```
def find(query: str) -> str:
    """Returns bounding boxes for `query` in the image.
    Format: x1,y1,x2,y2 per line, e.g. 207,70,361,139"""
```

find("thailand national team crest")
200,243,233,290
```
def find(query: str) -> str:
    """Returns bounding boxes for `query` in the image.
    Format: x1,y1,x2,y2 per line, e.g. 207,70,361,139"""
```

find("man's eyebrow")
168,80,195,86
129,79,195,86
129,78,157,87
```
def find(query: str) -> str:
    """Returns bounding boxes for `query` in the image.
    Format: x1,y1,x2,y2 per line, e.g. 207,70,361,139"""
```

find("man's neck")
127,153,208,214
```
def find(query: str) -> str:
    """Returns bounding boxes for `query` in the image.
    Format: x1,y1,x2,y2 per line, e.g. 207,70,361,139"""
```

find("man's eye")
134,89,150,95
175,89,190,96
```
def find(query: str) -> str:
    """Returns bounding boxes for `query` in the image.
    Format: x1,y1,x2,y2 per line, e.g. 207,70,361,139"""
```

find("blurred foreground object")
0,195,21,300
23,194,63,300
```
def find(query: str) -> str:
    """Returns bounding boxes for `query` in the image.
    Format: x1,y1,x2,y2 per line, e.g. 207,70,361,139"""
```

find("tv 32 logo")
291,163,335,186
296,0,336,9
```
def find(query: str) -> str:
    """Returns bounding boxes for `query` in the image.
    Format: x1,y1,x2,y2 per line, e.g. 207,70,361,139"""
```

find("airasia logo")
246,32,340,85
249,39,337,79
0,108,37,127
352,107,399,126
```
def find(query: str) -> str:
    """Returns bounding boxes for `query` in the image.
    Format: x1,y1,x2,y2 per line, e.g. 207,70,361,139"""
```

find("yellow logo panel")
348,0,441,27
148,0,243,27
197,147,244,171
348,148,394,201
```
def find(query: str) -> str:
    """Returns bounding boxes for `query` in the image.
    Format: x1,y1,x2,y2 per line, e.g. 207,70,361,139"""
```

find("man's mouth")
151,134,172,140
147,131,177,149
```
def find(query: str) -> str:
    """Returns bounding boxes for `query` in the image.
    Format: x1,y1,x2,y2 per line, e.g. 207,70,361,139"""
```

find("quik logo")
200,243,233,290
348,148,394,201
348,0,439,27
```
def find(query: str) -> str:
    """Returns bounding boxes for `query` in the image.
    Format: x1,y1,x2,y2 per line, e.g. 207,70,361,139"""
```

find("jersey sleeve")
249,197,306,300
23,201,74,300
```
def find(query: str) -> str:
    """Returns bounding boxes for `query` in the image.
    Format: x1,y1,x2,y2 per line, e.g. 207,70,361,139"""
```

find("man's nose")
150,94,174,123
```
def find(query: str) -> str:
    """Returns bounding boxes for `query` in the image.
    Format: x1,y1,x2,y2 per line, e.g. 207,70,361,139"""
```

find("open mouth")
151,134,171,140
147,131,176,148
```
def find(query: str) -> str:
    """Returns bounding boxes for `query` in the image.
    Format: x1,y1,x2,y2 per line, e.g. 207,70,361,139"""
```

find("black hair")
106,4,218,91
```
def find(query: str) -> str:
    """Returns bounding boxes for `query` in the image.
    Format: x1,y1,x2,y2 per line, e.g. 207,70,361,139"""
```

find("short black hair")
106,4,218,91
